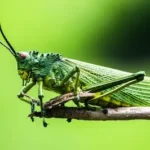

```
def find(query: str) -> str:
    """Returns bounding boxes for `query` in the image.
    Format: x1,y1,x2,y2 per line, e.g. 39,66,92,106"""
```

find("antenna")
0,25,17,57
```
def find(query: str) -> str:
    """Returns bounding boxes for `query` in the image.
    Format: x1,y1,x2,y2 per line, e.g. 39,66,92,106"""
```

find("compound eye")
18,52,29,59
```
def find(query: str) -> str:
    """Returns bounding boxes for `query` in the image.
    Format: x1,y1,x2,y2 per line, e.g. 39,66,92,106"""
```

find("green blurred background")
0,1,150,150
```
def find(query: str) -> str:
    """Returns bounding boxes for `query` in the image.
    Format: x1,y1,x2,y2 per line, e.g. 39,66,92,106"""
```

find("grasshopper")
0,25,150,127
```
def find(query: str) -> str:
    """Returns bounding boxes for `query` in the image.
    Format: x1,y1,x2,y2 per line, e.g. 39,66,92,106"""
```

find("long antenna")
0,41,12,51
0,25,17,57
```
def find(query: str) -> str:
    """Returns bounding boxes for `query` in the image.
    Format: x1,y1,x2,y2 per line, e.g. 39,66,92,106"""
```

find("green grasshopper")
0,25,150,127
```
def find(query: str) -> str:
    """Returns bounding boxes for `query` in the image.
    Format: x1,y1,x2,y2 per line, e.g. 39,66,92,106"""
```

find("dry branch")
29,107,150,120
28,92,150,121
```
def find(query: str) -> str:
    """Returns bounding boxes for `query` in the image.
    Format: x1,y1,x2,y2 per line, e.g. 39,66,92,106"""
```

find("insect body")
1,25,150,127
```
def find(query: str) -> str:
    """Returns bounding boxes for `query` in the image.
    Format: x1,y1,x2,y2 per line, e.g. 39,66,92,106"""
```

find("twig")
26,92,150,121
29,107,150,120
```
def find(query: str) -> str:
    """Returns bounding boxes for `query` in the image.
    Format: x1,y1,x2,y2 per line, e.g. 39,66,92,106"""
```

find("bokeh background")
0,1,150,150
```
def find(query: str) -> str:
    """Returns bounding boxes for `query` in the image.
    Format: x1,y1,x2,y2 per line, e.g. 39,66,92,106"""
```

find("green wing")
63,58,150,106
